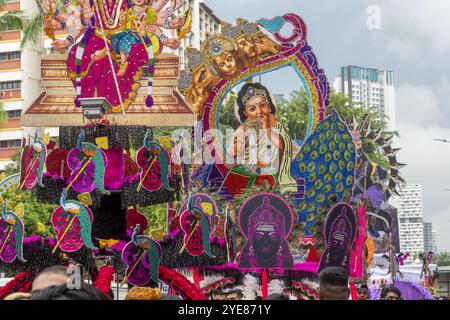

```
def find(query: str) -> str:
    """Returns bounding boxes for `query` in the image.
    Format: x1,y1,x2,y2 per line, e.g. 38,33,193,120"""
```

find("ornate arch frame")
200,14,331,178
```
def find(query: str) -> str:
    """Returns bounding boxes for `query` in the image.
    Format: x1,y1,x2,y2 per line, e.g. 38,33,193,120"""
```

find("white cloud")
383,0,450,55
396,83,443,127
395,82,450,251
384,38,422,64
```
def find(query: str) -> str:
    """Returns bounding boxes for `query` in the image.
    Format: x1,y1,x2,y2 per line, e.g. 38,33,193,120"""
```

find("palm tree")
434,252,450,267
0,0,28,33
20,13,42,48
20,1,68,48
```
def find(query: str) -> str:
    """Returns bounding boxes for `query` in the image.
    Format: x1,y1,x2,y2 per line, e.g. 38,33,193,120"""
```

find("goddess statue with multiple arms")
42,0,188,110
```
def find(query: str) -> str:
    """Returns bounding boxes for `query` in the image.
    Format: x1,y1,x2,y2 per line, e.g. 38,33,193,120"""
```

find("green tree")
0,0,28,33
0,172,55,238
20,0,72,48
20,13,42,48
433,252,450,267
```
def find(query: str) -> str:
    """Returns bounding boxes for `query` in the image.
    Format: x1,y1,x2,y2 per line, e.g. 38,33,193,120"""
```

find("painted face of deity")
252,225,281,260
213,51,240,79
244,95,271,122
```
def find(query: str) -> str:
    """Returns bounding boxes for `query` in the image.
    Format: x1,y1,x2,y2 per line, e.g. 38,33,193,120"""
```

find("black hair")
31,283,111,300
318,267,349,287
236,83,276,123
266,293,289,300
380,286,402,299
160,295,183,300
36,265,68,278
359,284,368,290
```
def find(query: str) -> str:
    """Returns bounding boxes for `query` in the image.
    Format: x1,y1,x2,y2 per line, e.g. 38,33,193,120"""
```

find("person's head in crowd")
225,288,243,300
357,284,369,300
212,288,227,300
380,286,402,300
31,282,110,300
318,267,350,300
32,266,69,293
4,292,31,300
266,293,290,300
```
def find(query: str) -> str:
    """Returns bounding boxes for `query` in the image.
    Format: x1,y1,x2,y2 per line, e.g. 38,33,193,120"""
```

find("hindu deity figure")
202,34,243,81
95,0,184,77
222,19,281,68
49,0,185,111
181,47,220,119
228,83,297,194
238,195,294,268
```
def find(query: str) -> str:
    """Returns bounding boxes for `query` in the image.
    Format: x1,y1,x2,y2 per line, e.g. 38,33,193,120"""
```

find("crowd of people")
1,265,409,300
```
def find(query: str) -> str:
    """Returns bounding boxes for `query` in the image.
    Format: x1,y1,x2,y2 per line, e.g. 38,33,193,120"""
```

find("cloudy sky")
204,0,450,251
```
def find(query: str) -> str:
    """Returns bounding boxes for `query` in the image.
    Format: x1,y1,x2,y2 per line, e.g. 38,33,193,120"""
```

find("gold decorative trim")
208,55,320,133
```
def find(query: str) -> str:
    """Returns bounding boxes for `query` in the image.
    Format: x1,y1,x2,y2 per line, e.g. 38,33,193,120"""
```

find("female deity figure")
96,0,185,77
238,194,294,269
228,83,297,194
50,0,184,110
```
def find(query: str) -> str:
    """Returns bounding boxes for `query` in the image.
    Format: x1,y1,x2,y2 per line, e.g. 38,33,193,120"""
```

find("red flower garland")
94,266,115,296
0,272,33,300
158,266,207,300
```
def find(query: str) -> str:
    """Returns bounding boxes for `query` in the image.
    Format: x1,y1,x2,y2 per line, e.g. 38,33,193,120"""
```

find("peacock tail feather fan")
200,214,214,258
37,141,47,187
149,142,173,191
69,201,97,250
13,220,26,262
293,109,356,236
84,142,110,195
188,197,214,258
147,241,160,282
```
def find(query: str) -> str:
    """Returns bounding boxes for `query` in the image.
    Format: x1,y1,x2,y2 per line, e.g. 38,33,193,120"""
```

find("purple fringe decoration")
369,285,381,300
145,95,154,108
393,279,435,300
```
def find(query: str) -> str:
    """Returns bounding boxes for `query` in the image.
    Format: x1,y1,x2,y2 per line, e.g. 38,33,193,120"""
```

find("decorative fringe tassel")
146,46,155,108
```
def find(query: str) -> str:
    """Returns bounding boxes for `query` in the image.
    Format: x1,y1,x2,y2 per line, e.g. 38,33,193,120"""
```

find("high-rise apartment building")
423,222,438,253
0,0,42,172
398,184,425,255
333,65,396,131
165,0,221,68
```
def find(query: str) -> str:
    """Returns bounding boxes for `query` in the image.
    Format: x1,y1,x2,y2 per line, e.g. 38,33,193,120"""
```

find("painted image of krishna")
227,82,297,194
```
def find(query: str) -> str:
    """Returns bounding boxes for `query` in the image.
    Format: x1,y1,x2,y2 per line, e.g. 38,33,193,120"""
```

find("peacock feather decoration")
292,109,357,237
131,224,161,282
